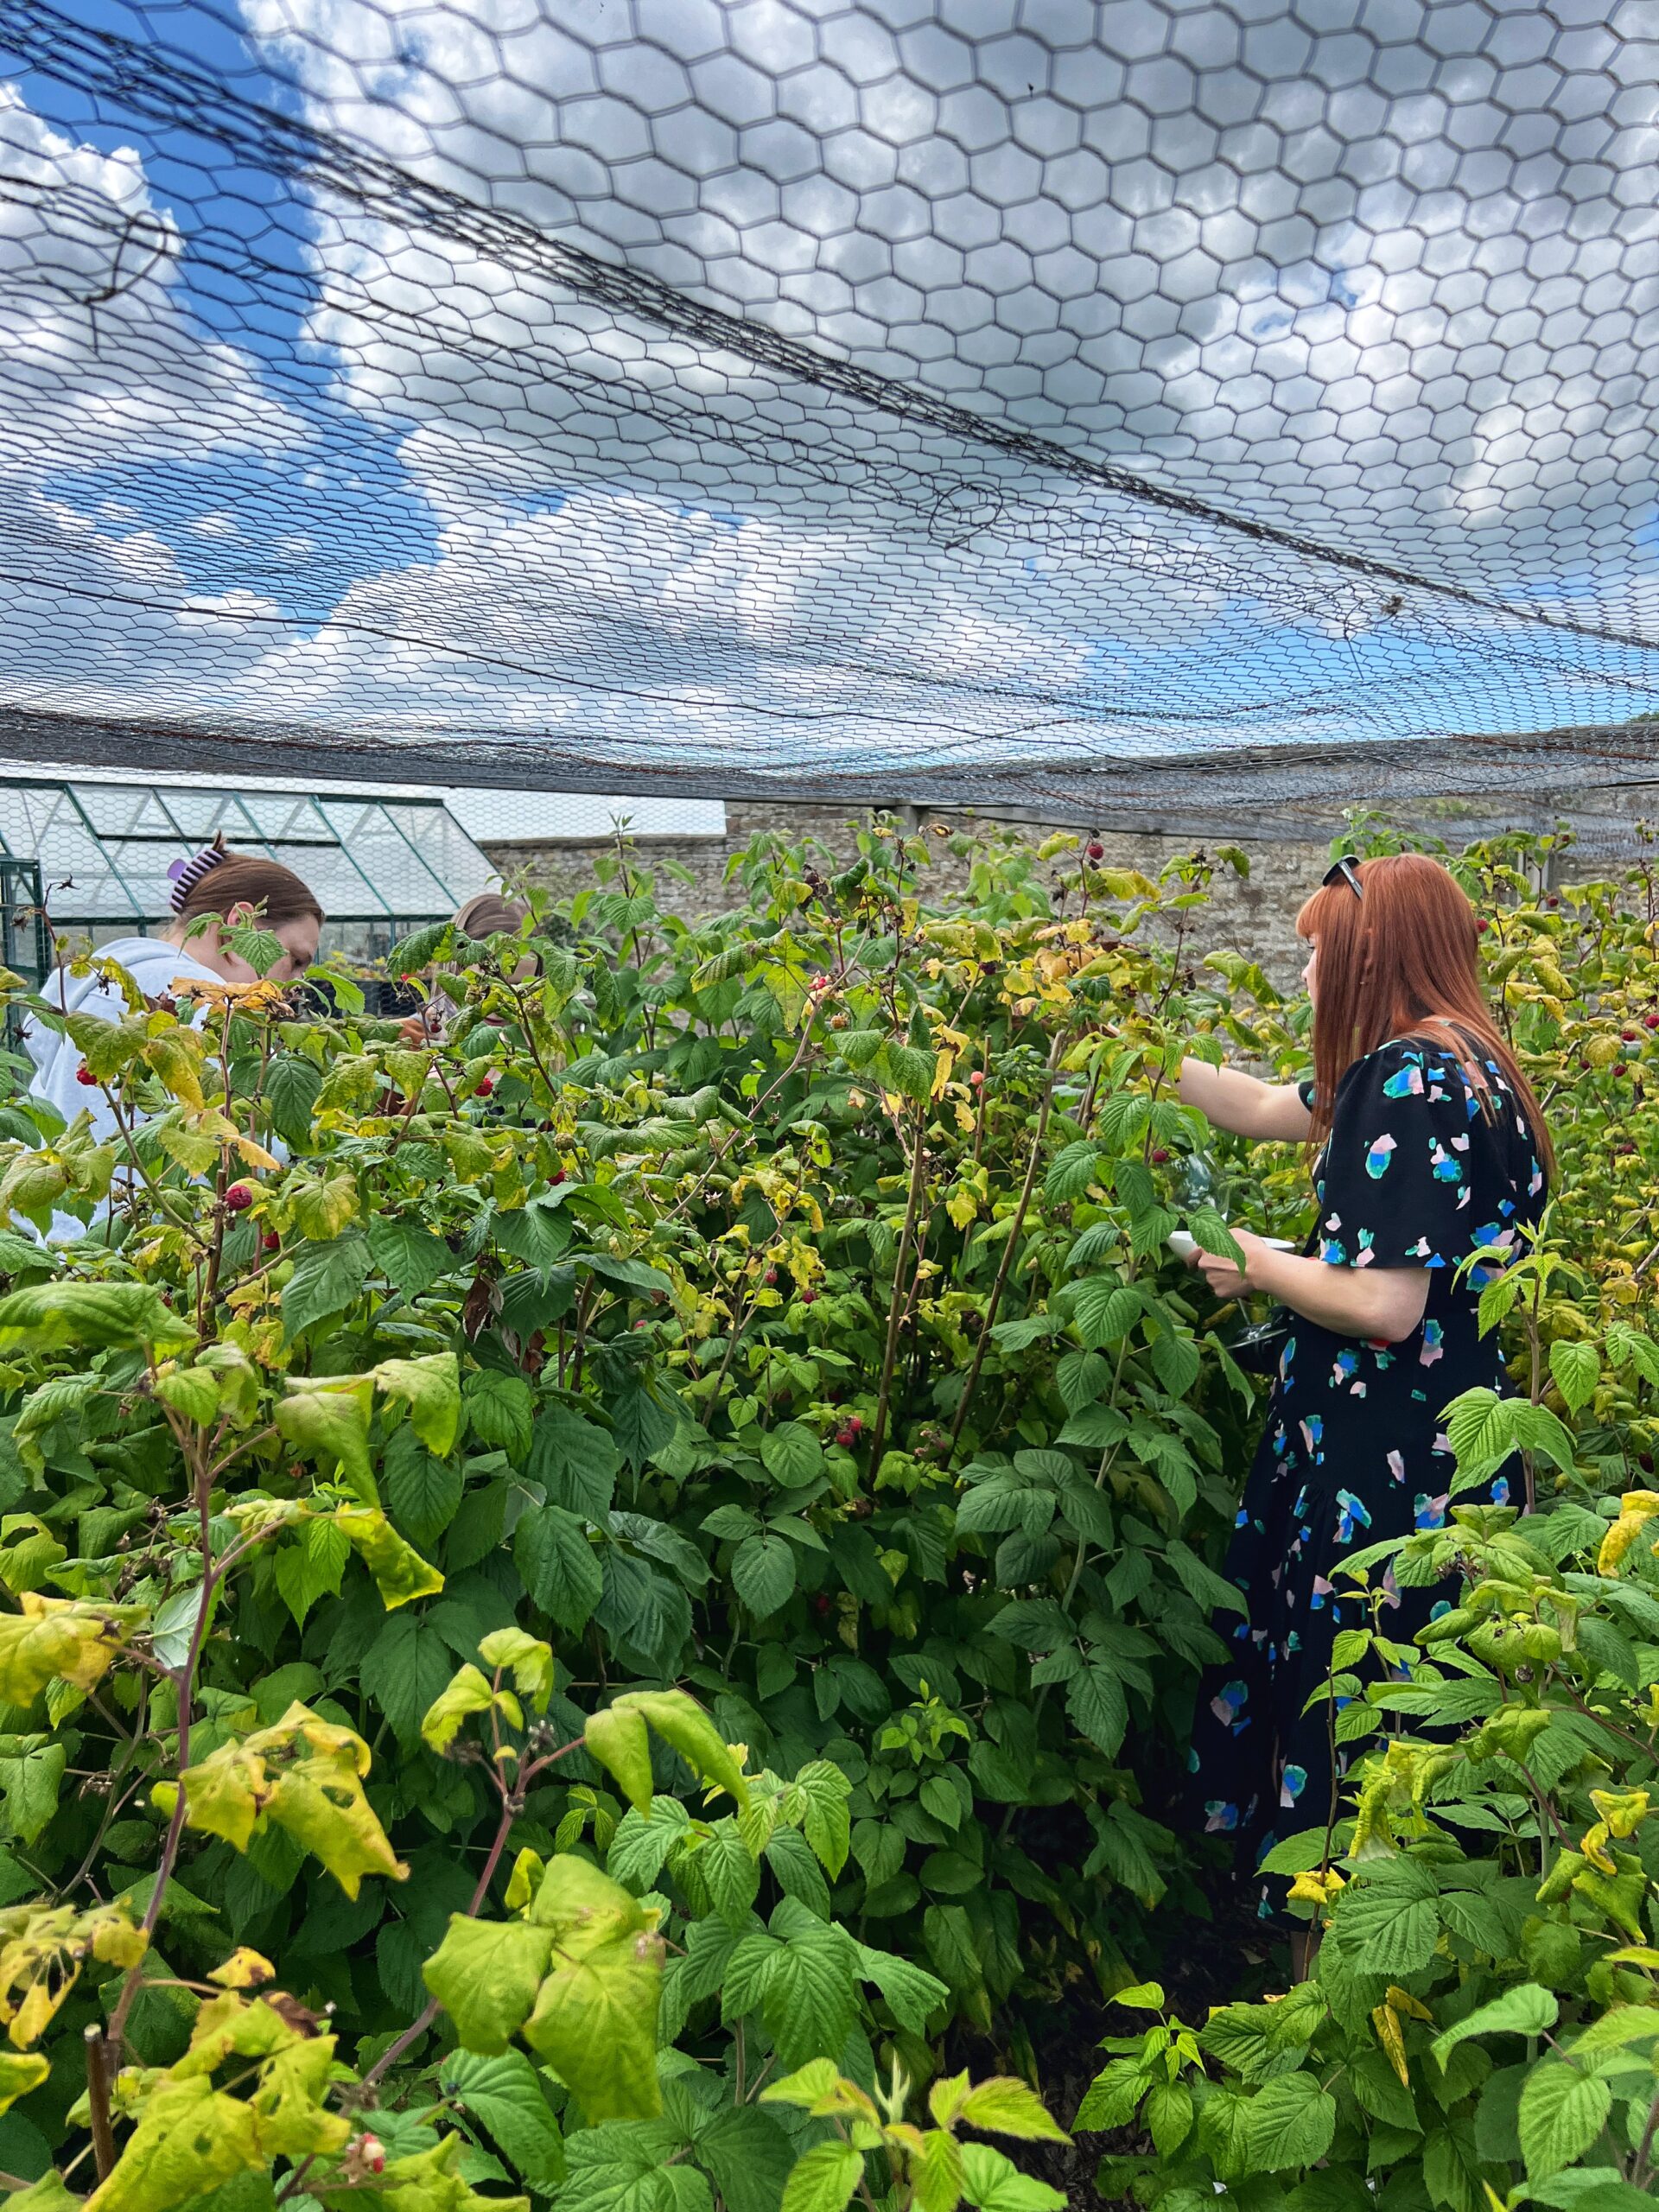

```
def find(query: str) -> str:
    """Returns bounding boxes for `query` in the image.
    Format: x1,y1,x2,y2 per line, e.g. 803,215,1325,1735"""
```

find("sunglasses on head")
1323,853,1363,901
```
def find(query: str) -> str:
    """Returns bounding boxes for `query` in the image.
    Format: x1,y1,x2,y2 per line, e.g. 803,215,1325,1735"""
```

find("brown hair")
452,893,528,939
1296,852,1554,1179
170,833,322,930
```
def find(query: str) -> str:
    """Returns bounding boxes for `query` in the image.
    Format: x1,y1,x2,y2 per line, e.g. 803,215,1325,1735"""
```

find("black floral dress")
1186,1036,1548,1902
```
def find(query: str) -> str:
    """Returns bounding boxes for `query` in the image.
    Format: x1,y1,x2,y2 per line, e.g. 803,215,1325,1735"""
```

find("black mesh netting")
2,0,1658,824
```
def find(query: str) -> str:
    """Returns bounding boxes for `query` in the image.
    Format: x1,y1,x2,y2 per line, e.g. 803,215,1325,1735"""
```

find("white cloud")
0,86,308,477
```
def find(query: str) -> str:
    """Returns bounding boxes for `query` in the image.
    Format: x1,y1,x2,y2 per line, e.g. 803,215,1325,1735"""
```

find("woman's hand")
1188,1228,1270,1299
1189,1234,1432,1345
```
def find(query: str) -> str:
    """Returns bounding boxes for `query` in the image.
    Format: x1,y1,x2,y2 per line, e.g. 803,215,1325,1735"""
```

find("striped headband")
167,836,229,915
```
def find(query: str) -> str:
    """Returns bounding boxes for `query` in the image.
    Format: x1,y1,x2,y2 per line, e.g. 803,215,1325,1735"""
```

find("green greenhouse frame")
0,776,498,984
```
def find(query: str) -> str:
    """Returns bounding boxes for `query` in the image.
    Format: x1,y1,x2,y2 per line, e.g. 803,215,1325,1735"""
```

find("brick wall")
482,800,1330,988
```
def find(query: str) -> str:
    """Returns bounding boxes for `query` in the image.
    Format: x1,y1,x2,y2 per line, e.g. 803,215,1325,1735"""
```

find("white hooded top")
24,935,224,1147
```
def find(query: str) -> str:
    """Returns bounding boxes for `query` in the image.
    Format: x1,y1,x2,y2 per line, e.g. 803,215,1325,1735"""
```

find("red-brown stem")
356,1737,585,2098
865,1103,929,1477
944,1027,1067,1464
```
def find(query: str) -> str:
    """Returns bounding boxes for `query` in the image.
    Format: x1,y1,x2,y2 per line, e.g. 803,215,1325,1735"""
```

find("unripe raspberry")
969,1070,985,1089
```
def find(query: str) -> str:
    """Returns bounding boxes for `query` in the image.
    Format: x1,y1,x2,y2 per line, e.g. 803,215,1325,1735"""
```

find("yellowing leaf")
477,1628,555,1713
208,1948,276,1989
1599,1491,1659,1575
0,1595,144,1705
423,1915,556,2055
335,1506,444,1611
373,1352,461,1456
0,2050,48,2114
289,1173,359,1241
171,1704,405,1898
0,1902,147,2050
143,1029,206,1110
275,1378,376,1504
86,2078,257,2212
957,2077,1069,2144
422,1664,495,1753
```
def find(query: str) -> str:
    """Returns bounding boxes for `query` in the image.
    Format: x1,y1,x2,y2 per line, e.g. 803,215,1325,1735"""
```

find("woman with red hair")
1176,853,1553,1933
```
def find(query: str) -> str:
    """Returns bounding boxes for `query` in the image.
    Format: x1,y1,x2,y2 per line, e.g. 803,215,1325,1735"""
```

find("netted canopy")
3,0,1657,823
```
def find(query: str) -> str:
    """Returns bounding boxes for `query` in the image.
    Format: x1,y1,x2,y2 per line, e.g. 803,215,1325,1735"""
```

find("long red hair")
1296,853,1554,1179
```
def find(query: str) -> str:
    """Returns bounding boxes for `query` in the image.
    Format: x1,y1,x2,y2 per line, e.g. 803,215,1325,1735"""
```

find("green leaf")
784,1761,852,1877
1443,1388,1520,1481
1045,1141,1107,1205
441,2049,564,2192
760,1423,824,1490
1431,1984,1557,2063
958,2144,1065,2212
264,1053,323,1150
1188,1207,1244,1267
733,1532,798,1618
781,2145,864,2212
528,1407,620,1520
423,1914,555,2053
360,1612,457,1747
853,1940,950,2034
692,2107,798,2212
516,1504,603,1635
466,1371,534,1461
0,1281,194,1355
1517,2061,1613,2182
1548,1338,1599,1415
1065,1662,1127,1758
282,1232,373,1340
385,1433,463,1548
1332,1865,1439,1975
1243,2074,1337,2171
1068,1278,1141,1348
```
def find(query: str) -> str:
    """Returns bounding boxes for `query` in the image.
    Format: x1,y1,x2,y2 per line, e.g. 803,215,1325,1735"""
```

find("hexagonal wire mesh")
1,0,1658,837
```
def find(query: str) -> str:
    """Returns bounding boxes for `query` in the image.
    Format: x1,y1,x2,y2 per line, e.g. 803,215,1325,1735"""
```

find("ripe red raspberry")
1644,1014,1658,1030
1087,841,1104,861
75,1066,99,1087
1150,1147,1170,1165
800,1288,818,1304
1615,1063,1629,1077
836,1423,860,1448
550,1168,567,1184
261,1230,280,1252
224,1184,254,1212
764,1267,779,1286
1476,918,1490,932
474,1075,494,1097
1624,1030,1639,1041
812,1593,832,1618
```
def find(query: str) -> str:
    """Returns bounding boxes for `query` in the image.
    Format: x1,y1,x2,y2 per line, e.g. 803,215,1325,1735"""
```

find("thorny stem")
866,1102,929,1478
944,1026,1068,1465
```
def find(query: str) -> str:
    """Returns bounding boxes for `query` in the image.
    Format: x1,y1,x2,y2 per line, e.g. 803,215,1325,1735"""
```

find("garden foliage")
0,817,1656,2210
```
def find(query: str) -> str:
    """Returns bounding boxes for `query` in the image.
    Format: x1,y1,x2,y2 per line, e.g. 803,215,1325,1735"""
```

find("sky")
1,0,1657,798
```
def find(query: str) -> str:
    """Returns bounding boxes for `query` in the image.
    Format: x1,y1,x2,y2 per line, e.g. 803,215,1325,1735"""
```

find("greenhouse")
1,2,1658,2208
0,775,496,979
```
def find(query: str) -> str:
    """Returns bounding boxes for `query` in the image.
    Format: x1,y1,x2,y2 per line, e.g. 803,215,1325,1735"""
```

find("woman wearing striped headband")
23,836,323,1202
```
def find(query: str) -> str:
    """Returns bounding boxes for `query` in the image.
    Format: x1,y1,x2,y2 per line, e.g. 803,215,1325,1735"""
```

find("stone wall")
482,799,1330,988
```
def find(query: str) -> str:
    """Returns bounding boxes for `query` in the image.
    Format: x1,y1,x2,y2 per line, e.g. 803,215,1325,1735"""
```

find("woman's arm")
1179,1057,1313,1142
1192,1231,1430,1344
